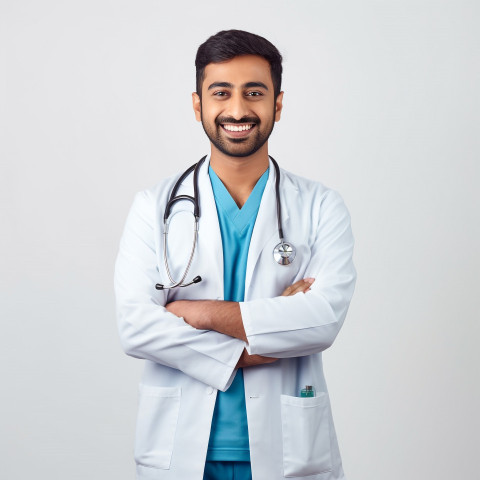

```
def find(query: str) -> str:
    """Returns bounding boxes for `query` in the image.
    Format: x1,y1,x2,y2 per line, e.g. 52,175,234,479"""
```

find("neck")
209,143,269,208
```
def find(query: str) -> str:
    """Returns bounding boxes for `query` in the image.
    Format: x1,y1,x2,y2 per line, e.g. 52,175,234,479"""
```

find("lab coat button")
206,386,214,395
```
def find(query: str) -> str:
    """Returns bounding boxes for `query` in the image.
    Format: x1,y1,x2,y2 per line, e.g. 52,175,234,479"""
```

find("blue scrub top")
206,165,269,462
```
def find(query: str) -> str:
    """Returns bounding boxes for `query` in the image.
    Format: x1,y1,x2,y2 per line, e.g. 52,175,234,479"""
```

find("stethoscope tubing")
155,155,294,291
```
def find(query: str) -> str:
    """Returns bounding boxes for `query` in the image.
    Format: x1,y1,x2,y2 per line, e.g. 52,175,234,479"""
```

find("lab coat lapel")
245,159,288,297
196,156,224,297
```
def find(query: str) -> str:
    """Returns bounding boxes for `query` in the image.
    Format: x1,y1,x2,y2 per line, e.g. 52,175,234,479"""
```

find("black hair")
195,29,283,98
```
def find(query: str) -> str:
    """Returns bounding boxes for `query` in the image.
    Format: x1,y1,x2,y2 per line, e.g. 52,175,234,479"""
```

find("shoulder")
121,171,188,232
131,171,185,211
279,167,347,213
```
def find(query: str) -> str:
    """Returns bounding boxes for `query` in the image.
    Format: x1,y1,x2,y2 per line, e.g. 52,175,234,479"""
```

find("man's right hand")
280,277,315,296
236,277,315,368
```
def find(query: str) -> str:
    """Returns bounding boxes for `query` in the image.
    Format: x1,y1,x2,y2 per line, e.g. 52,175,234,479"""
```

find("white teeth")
223,124,253,132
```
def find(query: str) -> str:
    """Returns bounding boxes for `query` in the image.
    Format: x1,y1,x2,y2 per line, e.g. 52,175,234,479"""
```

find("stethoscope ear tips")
155,276,202,291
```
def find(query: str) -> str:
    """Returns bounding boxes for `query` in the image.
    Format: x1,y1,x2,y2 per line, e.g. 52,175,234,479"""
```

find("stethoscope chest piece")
273,241,296,266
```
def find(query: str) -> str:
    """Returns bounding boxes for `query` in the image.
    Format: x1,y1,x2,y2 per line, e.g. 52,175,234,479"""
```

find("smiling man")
196,54,281,161
115,30,356,480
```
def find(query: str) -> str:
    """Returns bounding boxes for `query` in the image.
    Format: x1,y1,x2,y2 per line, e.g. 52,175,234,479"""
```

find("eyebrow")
207,81,269,91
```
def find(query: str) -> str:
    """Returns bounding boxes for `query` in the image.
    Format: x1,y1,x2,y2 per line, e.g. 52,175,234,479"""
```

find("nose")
226,91,250,120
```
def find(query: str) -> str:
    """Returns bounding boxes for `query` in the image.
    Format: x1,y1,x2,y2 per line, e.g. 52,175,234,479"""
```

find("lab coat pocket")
280,393,332,477
134,384,181,469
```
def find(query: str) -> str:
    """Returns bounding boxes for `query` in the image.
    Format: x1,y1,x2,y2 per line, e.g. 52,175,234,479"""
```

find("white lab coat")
114,156,356,480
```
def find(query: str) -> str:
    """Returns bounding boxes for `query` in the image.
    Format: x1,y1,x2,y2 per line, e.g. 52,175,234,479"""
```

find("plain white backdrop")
1,1,479,478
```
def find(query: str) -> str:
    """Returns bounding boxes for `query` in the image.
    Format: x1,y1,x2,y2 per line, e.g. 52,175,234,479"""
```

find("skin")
167,55,315,368
192,55,283,208
166,278,315,368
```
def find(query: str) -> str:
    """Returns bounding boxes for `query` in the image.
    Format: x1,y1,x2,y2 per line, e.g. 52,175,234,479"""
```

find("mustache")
216,116,260,125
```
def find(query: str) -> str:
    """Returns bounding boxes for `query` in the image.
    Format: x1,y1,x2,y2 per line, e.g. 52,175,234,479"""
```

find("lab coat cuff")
218,340,246,391
239,301,257,355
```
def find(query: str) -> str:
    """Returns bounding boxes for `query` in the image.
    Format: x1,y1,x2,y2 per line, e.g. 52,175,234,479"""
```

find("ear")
274,91,284,122
192,92,202,122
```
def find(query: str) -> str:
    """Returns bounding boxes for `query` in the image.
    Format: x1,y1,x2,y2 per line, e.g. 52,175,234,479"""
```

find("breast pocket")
134,384,181,469
280,393,332,477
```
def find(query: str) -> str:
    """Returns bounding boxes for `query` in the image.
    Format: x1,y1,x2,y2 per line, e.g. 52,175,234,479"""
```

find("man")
115,30,356,480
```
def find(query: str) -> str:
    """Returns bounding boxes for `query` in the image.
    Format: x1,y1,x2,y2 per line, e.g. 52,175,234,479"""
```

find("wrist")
199,300,214,330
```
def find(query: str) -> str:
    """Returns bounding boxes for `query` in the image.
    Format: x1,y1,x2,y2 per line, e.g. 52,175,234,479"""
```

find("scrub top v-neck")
206,165,269,462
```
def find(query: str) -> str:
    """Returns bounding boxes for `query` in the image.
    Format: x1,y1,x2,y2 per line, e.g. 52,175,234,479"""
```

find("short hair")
195,29,283,98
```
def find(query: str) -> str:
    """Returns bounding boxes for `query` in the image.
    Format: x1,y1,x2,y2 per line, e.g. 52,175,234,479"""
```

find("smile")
220,123,256,138
221,123,255,132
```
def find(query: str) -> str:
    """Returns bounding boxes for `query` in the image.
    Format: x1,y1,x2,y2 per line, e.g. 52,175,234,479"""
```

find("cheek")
258,107,276,127
201,105,221,125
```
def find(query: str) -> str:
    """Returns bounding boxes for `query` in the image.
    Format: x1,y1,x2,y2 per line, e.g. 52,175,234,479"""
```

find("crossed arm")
116,189,355,389
165,278,314,368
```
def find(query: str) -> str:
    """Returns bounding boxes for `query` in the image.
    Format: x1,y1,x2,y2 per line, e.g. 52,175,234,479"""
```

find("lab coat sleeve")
114,190,245,391
240,189,356,357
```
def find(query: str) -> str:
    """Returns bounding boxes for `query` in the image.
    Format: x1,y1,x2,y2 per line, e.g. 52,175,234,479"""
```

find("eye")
246,91,263,97
213,91,229,97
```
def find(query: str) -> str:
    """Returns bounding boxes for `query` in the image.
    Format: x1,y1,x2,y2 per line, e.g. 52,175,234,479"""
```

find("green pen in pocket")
300,385,315,397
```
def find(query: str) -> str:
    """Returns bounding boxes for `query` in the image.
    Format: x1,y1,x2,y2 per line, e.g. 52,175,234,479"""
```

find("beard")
200,107,276,158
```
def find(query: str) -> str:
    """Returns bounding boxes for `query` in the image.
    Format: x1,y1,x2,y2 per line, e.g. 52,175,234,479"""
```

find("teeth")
223,124,253,132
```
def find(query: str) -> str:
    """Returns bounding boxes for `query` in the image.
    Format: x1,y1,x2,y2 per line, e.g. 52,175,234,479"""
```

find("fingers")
281,278,315,296
237,353,278,368
260,356,278,364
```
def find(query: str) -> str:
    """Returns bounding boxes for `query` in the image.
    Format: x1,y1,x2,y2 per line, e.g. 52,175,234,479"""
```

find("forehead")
203,55,273,89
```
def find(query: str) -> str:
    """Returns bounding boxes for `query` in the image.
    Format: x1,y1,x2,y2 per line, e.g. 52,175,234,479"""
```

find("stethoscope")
155,155,296,290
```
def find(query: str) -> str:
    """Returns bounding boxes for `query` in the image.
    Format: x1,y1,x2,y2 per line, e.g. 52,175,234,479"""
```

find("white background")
1,1,479,479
